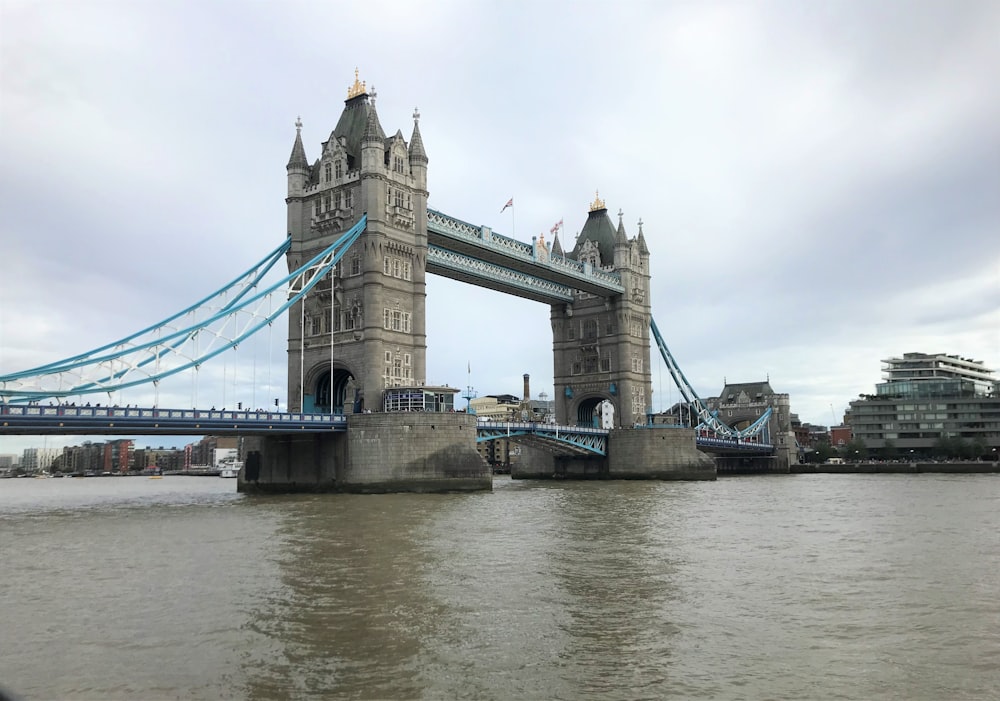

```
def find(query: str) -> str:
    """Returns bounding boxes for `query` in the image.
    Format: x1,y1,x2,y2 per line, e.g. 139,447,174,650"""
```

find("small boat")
218,456,242,478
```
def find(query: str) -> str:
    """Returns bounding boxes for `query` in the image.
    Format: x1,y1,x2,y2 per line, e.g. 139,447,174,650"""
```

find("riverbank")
790,461,1000,474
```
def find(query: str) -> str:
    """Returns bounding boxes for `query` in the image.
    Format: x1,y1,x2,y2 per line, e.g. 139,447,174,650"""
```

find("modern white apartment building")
877,353,997,398
850,353,1000,455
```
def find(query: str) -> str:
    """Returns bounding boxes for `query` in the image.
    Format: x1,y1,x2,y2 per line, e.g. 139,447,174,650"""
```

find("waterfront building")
469,395,522,421
103,439,135,474
20,447,60,474
829,425,852,447
849,353,1000,455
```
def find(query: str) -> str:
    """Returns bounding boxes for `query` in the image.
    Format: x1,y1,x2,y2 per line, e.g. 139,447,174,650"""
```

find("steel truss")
476,422,608,455
650,317,771,440
1,217,367,402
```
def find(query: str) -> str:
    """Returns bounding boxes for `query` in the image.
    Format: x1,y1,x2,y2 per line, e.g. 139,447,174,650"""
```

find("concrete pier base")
238,413,491,493
511,427,716,480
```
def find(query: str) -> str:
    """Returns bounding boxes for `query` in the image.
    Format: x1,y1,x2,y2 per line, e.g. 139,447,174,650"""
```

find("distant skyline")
2,0,999,457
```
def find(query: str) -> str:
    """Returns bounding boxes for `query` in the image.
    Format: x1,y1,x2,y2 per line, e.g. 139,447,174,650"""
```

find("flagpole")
511,199,515,238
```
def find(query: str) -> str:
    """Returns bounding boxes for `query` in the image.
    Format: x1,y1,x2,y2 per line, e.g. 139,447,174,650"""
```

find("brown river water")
1,473,998,700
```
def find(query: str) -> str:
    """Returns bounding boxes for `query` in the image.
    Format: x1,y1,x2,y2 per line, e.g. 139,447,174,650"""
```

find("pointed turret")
408,107,428,192
286,117,309,197
408,108,428,165
363,105,384,145
613,207,630,268
551,232,564,258
636,218,650,255
361,99,385,172
614,208,629,247
286,117,309,170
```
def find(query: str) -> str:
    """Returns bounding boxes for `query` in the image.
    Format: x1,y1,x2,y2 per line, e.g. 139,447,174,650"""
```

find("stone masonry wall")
607,427,716,480
342,412,490,492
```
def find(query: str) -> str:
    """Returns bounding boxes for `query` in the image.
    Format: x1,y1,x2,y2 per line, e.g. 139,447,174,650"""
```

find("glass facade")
382,387,457,413
851,353,1000,453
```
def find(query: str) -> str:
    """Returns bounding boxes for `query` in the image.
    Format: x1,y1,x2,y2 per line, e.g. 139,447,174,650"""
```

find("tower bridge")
0,73,797,490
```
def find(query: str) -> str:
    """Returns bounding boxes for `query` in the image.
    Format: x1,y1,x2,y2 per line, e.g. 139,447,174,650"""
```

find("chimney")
523,374,530,402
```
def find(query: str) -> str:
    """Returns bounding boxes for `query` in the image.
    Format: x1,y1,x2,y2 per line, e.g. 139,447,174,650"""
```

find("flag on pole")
500,197,513,213
550,218,563,235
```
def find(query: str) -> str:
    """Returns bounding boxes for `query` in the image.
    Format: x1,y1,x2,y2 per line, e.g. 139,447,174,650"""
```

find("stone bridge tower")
284,72,428,413
551,194,652,428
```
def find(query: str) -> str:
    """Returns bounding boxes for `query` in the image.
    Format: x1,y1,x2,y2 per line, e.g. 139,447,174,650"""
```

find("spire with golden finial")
589,190,606,212
346,68,367,99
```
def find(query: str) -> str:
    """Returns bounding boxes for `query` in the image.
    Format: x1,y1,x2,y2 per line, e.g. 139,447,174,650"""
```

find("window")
386,186,392,206
394,189,404,208
631,356,643,373
382,309,411,333
345,189,352,208
601,357,611,372
393,155,404,173
314,199,320,216
584,320,597,340
350,256,360,276
335,160,343,178
324,162,332,182
572,362,581,375
324,195,331,212
568,324,576,340
384,256,411,280
335,191,342,210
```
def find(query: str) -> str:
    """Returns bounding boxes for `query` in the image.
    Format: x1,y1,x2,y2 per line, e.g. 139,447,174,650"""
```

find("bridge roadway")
0,404,347,436
1,404,774,456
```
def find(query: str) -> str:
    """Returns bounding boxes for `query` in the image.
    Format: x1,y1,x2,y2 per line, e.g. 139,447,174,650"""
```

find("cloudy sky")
2,0,998,456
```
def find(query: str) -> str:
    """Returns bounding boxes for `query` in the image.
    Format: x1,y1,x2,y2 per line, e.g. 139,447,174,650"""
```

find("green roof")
569,207,617,264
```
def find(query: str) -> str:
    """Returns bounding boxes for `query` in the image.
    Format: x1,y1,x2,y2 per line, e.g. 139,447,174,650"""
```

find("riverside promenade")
790,461,1000,475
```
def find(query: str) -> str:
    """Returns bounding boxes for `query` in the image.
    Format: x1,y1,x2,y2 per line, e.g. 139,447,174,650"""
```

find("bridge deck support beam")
239,413,491,493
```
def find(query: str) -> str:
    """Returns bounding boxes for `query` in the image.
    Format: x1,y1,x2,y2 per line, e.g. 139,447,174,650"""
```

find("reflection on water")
2,474,999,700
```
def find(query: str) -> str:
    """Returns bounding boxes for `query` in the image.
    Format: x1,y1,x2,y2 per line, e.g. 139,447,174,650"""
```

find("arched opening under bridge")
576,396,613,429
314,368,356,414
